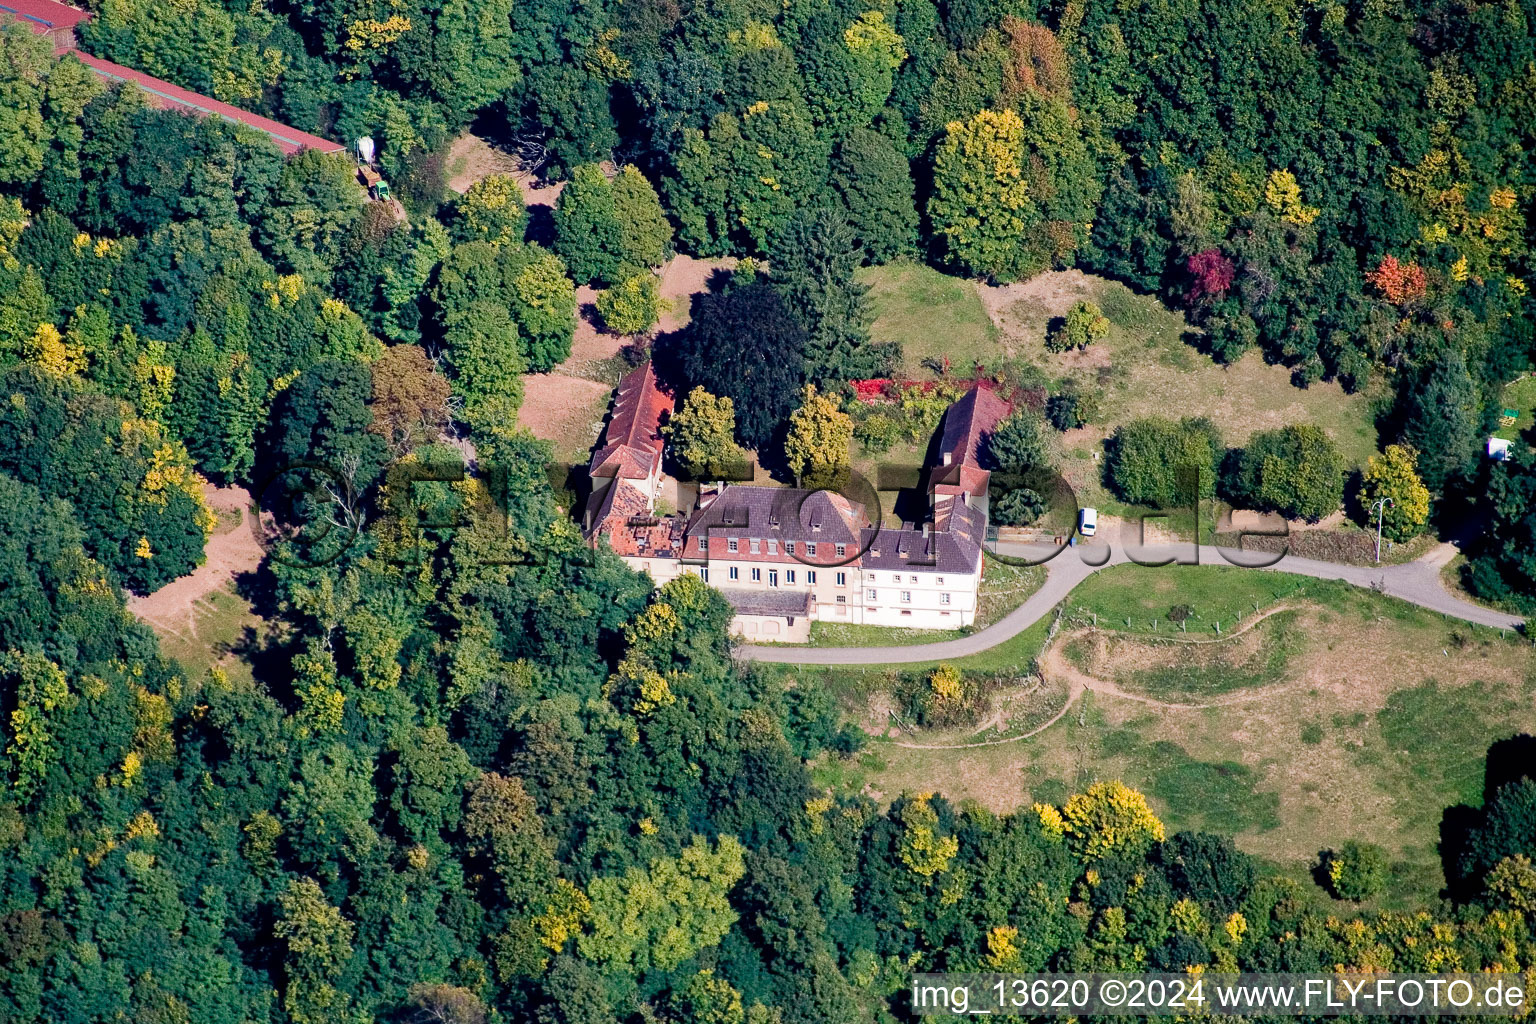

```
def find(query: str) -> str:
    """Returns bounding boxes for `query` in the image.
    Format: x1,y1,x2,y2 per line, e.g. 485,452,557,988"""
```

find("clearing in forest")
859,265,1381,518
806,564,1536,907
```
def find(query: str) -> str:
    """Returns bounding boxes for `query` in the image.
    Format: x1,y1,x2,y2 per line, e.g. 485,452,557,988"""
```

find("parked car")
1078,507,1098,537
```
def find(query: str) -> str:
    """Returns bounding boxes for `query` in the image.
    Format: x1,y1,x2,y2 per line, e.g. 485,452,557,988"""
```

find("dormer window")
727,538,739,553
749,538,761,554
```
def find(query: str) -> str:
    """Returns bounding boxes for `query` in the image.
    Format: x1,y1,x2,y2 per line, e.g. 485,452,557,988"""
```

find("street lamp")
1371,496,1394,564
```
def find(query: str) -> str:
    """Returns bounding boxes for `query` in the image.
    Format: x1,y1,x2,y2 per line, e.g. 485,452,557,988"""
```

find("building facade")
584,364,1011,641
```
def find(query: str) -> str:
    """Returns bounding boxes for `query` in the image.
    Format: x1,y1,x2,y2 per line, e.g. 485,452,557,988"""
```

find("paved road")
737,539,1525,666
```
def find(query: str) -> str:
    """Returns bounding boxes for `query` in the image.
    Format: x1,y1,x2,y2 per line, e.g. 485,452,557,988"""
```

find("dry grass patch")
850,592,1534,904
516,373,614,463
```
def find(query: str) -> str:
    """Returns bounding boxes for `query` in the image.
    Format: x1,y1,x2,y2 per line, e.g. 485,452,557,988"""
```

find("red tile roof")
0,0,87,31
3,1,343,156
590,480,685,557
69,52,345,155
929,383,1012,498
590,362,673,481
940,384,1012,468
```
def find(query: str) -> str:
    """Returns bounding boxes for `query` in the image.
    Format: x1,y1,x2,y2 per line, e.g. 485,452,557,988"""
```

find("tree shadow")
1435,733,1536,901
1483,733,1536,803
524,203,557,248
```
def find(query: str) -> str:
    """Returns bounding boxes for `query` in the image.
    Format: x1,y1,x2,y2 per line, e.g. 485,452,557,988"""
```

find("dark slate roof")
718,588,813,617
859,497,985,574
858,526,981,574
684,485,866,547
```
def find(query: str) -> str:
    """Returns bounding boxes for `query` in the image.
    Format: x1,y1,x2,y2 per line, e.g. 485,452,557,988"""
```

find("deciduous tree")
784,384,853,487
1359,445,1430,542
664,387,748,480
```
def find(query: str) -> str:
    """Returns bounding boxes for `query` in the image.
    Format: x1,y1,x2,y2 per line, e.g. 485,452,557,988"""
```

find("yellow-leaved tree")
928,108,1036,281
1359,444,1431,542
1057,781,1166,861
784,384,853,489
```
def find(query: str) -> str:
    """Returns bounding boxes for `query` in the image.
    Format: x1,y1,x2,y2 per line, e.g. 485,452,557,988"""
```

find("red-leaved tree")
1187,249,1235,303
1365,255,1428,305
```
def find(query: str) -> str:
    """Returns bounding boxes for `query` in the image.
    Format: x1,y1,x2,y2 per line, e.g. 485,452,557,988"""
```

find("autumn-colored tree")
578,834,746,973
1187,249,1235,303
274,877,356,1024
1365,254,1429,306
928,108,1037,281
1262,169,1319,227
897,795,958,879
928,664,963,703
449,174,528,246
664,386,749,480
368,344,450,453
595,273,662,335
999,18,1070,104
784,384,853,489
669,970,746,1024
1047,300,1109,352
1359,444,1431,542
1486,855,1536,915
1058,781,1166,861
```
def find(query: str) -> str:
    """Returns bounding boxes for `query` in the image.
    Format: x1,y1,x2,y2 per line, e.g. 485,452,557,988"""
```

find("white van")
1078,507,1098,537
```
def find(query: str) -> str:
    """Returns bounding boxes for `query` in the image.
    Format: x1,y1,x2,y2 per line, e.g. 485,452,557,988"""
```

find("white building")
584,366,1013,640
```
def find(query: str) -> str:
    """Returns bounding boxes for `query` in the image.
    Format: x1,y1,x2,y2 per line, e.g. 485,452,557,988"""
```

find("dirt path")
886,603,1316,750
888,680,1078,750
127,484,263,632
657,254,735,332
1039,603,1315,711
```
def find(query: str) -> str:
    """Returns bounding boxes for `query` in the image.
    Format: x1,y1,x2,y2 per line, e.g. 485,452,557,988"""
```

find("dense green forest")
4,420,1536,1024
4,0,1536,1018
6,0,1536,598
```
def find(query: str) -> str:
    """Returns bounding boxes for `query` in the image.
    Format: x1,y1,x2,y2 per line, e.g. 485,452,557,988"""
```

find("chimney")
943,452,952,466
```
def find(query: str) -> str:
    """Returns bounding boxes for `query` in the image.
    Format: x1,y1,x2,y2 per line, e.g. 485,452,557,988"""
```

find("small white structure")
356,136,376,165
1488,437,1513,461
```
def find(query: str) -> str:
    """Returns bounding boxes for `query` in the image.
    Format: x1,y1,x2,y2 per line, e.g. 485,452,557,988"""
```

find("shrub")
1045,380,1099,431
1223,424,1343,522
1046,300,1109,352
1106,417,1222,508
1321,841,1389,901
854,412,902,454
993,487,1046,526
596,274,662,335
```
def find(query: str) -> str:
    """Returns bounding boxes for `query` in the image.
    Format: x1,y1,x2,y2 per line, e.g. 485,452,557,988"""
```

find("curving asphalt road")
737,539,1525,666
